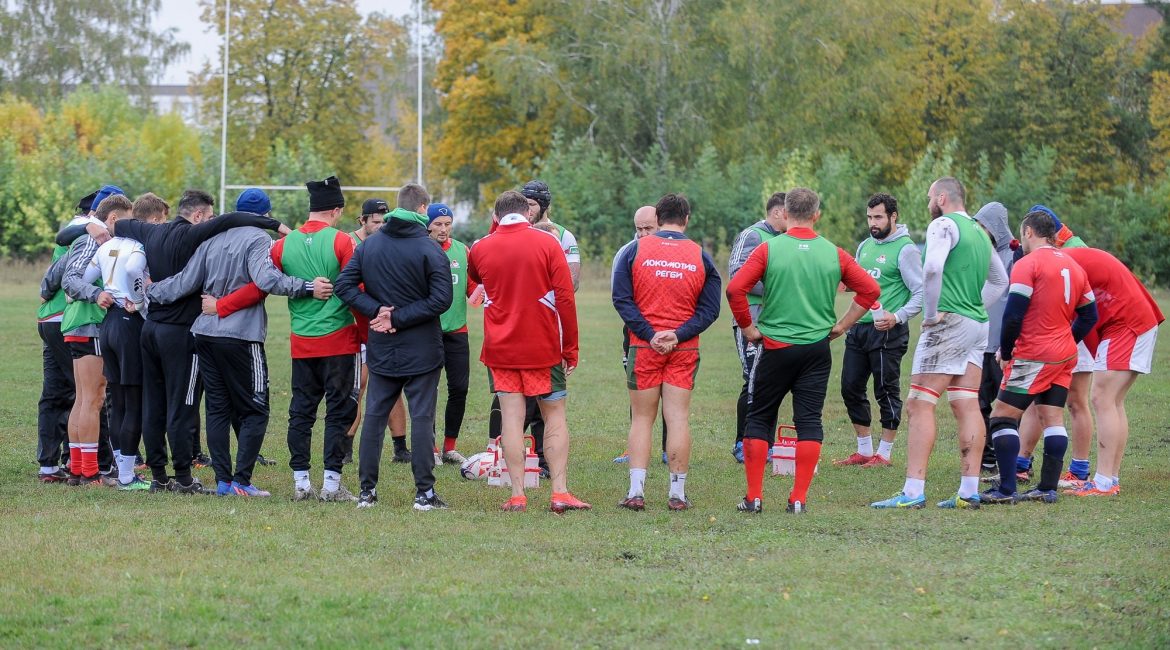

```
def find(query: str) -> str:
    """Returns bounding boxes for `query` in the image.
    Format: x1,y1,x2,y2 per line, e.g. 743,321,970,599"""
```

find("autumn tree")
431,0,561,199
196,0,407,184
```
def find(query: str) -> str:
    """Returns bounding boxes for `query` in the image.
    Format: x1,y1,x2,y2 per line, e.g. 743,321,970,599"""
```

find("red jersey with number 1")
1009,246,1094,362
630,234,706,348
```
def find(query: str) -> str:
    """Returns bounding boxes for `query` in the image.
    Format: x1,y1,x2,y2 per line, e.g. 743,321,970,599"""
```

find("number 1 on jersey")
1060,267,1071,304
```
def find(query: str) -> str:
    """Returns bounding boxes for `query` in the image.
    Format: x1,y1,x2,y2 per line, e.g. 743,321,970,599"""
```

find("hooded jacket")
334,214,453,377
972,202,1014,353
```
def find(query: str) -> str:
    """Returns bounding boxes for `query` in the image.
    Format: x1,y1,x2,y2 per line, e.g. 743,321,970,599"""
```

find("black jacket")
335,217,453,377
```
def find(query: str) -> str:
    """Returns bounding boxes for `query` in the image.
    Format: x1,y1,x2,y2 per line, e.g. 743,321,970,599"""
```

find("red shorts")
625,346,700,391
1094,325,1158,374
488,365,567,399
1001,356,1076,396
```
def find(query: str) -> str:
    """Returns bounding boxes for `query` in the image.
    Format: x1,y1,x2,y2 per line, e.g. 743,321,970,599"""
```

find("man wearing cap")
341,198,409,465
271,179,362,501
427,202,479,464
211,182,363,500
335,183,454,511
61,189,133,485
146,188,330,497
35,191,99,482
59,189,291,494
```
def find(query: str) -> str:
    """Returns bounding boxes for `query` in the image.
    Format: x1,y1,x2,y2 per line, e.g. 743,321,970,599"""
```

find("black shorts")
67,337,102,360
100,307,144,385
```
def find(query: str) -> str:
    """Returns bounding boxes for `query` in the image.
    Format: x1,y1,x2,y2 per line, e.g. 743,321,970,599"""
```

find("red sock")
68,444,82,475
743,439,769,501
80,442,99,478
443,436,457,453
791,440,822,504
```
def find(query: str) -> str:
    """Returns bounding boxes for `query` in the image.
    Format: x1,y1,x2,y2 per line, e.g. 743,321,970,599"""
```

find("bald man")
612,206,669,463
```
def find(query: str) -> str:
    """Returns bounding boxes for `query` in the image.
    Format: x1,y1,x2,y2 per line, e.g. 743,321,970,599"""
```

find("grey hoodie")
146,227,312,342
972,202,1014,353
854,223,924,324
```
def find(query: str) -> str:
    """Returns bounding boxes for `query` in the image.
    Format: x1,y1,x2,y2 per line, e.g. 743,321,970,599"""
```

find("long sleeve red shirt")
467,216,579,368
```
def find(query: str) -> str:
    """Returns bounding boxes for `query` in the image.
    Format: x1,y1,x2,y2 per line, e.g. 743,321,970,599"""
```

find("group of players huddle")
33,173,1160,513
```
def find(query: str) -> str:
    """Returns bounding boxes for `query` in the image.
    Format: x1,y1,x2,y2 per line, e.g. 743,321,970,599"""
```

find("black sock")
990,417,1020,495
392,436,407,452
1037,434,1068,491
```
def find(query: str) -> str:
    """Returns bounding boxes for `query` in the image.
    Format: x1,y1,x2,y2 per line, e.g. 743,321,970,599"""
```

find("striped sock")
68,443,82,475
79,442,99,478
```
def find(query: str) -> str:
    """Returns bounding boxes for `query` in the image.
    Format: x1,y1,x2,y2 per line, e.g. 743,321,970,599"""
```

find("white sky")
153,0,415,84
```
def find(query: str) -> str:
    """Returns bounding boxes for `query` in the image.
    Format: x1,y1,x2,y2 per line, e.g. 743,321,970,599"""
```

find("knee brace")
907,384,940,404
989,416,1019,439
946,386,979,402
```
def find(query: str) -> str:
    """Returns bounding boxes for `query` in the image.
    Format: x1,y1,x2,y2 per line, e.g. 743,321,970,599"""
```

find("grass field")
1,269,1168,648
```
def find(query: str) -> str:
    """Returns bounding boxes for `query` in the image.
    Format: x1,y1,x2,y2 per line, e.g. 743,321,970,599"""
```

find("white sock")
877,439,894,460
293,470,311,491
669,472,687,500
323,470,341,493
902,477,925,499
117,453,137,484
628,468,646,498
856,435,873,456
40,466,58,475
1112,475,1119,485
958,475,979,499
1093,473,1114,490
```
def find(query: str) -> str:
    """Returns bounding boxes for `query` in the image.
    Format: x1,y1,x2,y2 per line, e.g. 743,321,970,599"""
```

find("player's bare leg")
1089,370,1138,486
537,397,569,494
903,372,954,481
68,355,107,482
661,384,692,475
496,392,529,500
620,387,659,509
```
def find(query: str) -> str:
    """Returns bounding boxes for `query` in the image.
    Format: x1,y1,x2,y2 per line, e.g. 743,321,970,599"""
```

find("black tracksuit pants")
440,331,470,439
360,367,440,494
195,336,269,486
37,321,74,468
101,307,145,458
141,320,201,482
840,322,909,431
287,354,359,474
744,338,832,444
979,351,1003,468
733,325,761,444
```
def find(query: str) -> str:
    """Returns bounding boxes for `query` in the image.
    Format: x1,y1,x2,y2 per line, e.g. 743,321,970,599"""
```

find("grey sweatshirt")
853,223,925,324
972,202,1014,353
146,227,312,342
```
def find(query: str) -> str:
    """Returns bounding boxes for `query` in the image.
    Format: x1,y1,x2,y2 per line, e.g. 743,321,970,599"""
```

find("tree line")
1,1,1169,283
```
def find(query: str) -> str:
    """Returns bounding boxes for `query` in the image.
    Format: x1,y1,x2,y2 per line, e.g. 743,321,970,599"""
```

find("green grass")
1,272,1168,648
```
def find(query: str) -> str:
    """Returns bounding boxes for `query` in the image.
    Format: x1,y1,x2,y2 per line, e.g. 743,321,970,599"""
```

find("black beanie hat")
307,176,346,211
77,191,98,213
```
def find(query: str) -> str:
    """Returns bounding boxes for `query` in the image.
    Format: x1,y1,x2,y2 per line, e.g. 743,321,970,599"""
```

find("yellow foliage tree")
432,0,558,199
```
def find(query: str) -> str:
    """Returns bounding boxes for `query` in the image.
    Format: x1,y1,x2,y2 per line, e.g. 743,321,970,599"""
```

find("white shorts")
1073,341,1094,373
911,312,988,376
1095,326,1158,374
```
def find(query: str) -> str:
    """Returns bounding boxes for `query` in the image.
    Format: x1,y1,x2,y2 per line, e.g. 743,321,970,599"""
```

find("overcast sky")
153,0,416,85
